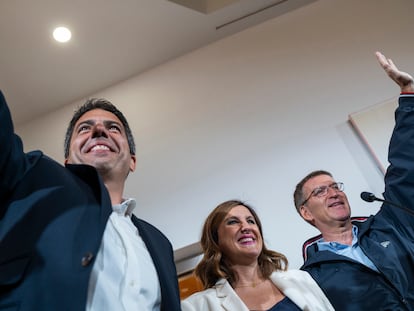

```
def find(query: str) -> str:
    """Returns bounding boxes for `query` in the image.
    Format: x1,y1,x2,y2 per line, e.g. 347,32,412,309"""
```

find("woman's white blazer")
181,270,334,311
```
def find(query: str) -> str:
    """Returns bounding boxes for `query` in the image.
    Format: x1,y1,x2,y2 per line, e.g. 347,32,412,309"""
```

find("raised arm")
0,91,30,202
375,51,414,93
376,52,414,229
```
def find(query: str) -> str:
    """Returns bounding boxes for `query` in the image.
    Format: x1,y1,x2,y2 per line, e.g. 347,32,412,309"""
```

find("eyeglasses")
301,182,344,206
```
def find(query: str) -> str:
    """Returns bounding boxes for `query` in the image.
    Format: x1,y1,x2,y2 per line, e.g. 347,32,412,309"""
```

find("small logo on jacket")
380,241,391,248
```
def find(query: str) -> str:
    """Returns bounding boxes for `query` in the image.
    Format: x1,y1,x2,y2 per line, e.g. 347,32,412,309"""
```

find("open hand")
376,51,414,93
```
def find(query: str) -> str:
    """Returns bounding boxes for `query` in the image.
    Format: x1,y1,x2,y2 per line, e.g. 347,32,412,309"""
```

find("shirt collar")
317,225,359,249
112,198,136,216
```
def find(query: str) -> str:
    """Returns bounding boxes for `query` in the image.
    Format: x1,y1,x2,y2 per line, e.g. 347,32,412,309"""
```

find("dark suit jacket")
0,91,181,311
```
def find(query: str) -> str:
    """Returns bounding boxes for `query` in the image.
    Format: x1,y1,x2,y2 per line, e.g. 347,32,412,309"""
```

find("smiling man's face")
299,174,351,229
65,108,136,179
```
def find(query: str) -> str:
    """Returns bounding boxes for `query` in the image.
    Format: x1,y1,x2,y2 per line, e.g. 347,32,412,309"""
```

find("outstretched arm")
376,51,414,93
0,91,28,201
380,52,414,229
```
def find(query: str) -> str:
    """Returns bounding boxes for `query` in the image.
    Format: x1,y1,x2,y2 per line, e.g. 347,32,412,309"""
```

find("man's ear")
300,205,314,223
129,154,137,172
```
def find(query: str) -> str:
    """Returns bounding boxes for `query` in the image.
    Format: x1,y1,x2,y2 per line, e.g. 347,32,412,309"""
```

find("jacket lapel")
215,279,250,311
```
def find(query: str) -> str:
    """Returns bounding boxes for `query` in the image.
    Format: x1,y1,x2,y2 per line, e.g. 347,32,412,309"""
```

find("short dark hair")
194,200,288,289
64,98,135,158
293,170,333,213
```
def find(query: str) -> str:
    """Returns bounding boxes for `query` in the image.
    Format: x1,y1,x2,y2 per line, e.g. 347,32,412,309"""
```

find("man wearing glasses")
293,52,414,311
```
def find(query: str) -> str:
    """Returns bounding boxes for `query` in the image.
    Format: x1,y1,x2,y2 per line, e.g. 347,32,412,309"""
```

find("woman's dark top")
266,296,301,311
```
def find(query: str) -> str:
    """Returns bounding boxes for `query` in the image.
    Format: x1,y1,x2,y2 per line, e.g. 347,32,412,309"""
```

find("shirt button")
130,280,135,287
81,252,94,267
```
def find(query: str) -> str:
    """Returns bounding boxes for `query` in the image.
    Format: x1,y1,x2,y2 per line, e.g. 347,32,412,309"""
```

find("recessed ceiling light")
53,26,72,43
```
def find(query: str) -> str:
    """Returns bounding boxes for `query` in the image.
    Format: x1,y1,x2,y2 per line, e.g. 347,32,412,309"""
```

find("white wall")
15,0,414,269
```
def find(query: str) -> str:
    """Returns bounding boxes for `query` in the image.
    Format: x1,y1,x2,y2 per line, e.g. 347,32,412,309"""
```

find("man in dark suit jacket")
0,92,181,310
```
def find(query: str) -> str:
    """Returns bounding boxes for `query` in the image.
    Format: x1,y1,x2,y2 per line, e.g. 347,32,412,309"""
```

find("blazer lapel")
269,271,309,310
215,279,250,311
131,216,180,311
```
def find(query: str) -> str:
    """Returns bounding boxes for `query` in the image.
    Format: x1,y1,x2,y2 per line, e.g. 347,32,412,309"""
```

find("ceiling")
0,0,315,125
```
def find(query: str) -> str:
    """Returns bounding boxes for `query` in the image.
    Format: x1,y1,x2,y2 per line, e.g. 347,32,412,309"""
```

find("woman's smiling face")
217,205,263,265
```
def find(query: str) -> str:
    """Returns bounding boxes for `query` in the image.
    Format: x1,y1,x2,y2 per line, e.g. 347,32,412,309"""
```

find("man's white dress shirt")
86,199,161,311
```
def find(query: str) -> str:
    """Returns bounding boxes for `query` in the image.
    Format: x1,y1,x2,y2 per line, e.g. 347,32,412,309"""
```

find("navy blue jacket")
302,95,414,311
0,91,181,310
